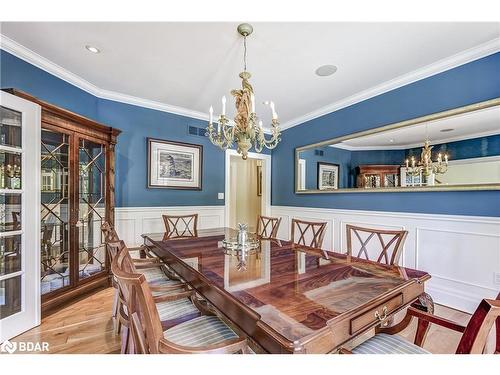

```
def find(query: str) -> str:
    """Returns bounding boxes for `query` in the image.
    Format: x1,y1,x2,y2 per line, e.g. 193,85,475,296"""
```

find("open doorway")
225,150,271,231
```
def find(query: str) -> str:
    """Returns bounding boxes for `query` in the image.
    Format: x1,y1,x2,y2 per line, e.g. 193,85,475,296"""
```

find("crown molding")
2,33,499,133
280,37,500,131
0,34,210,122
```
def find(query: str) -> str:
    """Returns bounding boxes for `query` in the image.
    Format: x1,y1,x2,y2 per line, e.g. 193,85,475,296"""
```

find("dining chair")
111,244,249,354
341,292,500,354
291,218,328,258
346,224,408,265
104,235,186,333
101,221,154,259
256,215,282,245
162,214,198,239
108,240,200,353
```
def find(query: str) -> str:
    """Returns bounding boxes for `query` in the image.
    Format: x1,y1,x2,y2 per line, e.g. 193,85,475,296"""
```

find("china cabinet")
5,89,121,315
356,165,400,189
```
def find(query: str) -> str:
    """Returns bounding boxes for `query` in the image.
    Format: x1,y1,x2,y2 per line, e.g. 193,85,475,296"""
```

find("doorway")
225,150,271,231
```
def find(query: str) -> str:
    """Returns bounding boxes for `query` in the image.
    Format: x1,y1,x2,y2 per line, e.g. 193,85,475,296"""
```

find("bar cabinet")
5,89,121,315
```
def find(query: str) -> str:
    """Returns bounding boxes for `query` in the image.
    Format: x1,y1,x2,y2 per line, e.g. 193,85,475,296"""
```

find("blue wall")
97,99,224,206
1,49,225,207
406,134,500,161
3,47,500,216
272,52,500,217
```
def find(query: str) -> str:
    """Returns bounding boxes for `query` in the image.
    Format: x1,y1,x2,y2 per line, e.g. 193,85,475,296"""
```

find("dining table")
142,227,432,354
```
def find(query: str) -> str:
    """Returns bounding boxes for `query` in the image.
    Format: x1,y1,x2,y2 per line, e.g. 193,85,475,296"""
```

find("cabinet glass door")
0,92,40,342
77,138,106,280
40,129,70,295
0,105,23,319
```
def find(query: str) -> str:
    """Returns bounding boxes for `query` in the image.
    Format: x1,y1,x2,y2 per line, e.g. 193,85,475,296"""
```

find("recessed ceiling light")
85,45,100,54
440,128,455,132
389,138,395,143
315,65,337,77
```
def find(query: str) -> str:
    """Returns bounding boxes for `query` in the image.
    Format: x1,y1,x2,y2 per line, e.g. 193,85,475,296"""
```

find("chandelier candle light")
206,23,281,160
405,139,449,182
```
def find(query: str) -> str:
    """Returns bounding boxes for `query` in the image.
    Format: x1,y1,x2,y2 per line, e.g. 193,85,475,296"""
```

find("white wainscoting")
114,206,224,247
113,204,499,313
271,205,500,313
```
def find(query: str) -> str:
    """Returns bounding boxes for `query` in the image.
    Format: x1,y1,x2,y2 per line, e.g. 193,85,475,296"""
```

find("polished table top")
143,228,429,351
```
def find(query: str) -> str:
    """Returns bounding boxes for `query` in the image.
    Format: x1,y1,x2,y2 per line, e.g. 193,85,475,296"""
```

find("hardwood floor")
12,287,494,354
12,288,121,354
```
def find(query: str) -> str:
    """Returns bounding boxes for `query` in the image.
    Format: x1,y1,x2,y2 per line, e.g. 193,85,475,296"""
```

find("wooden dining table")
142,228,432,354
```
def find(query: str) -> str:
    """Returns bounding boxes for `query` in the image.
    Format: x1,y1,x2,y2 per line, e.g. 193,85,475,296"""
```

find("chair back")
291,219,327,249
111,244,165,354
162,214,198,239
102,221,120,243
346,224,408,265
256,215,281,240
456,292,500,354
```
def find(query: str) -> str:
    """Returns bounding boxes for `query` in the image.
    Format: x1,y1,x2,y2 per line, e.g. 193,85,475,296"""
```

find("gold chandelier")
206,23,281,160
405,139,449,178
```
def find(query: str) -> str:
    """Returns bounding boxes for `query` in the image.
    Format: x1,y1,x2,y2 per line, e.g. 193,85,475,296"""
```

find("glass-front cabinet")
6,89,120,315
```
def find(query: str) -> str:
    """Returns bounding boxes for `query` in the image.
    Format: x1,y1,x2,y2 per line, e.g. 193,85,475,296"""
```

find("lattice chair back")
256,215,281,240
162,214,198,239
290,219,327,249
101,221,120,243
346,224,408,265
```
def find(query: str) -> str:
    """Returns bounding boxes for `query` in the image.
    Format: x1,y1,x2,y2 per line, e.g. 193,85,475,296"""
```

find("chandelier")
206,23,281,160
405,139,449,179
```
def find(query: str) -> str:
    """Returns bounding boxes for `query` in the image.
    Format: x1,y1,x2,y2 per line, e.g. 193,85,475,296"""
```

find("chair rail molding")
271,205,500,313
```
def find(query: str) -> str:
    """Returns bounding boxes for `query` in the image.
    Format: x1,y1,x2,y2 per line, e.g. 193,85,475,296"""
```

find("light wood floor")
12,287,491,354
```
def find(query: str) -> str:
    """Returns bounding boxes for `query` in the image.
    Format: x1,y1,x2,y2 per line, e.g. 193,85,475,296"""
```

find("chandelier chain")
243,35,247,72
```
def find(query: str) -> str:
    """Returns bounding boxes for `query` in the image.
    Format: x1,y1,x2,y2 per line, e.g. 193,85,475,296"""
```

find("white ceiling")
333,105,500,150
1,22,499,128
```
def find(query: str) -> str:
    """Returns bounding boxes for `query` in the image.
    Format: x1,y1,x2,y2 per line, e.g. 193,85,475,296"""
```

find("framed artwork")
317,162,339,190
147,138,202,190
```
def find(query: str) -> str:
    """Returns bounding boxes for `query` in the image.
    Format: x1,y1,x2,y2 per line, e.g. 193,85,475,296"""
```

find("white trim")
114,205,225,247
2,33,499,131
271,205,500,313
224,150,272,228
0,34,210,122
280,37,500,130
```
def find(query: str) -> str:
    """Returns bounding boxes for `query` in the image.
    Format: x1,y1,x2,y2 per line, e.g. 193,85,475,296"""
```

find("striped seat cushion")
164,315,238,347
123,297,198,321
352,333,429,354
156,298,199,321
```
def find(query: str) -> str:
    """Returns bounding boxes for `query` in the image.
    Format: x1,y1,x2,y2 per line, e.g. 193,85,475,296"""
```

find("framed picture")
317,162,339,190
147,138,202,190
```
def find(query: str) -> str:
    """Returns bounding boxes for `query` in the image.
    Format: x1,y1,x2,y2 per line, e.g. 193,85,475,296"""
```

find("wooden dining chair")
162,214,198,239
108,240,200,353
256,215,282,245
105,237,186,332
346,224,408,266
111,245,249,354
341,292,500,354
290,218,328,259
101,221,154,259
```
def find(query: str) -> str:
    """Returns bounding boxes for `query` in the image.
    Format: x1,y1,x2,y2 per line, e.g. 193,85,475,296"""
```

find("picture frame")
147,137,202,190
317,162,339,190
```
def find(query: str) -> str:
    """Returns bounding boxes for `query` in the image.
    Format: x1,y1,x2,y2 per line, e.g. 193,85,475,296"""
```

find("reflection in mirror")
296,99,500,192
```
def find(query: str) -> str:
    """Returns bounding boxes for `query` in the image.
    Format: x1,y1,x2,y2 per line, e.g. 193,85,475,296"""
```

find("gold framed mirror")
295,97,500,194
